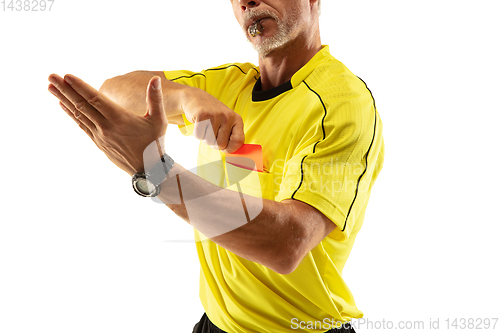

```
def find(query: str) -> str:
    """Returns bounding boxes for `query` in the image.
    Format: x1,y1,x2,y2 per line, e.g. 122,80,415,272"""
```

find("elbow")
269,243,304,275
271,255,301,275
269,217,308,275
272,262,299,275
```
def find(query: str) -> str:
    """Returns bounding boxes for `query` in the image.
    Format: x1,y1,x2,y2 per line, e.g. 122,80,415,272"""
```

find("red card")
226,144,263,172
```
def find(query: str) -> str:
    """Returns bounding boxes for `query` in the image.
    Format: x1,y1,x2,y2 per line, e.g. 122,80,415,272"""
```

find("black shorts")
192,313,356,333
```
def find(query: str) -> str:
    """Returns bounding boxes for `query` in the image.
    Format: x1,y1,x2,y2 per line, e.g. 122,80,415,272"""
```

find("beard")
243,9,301,58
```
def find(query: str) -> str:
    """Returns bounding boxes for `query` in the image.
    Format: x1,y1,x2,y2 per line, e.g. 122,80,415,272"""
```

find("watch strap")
147,153,175,187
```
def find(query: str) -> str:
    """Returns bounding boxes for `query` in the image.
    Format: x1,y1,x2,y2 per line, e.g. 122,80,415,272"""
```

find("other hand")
48,74,169,176
181,87,245,153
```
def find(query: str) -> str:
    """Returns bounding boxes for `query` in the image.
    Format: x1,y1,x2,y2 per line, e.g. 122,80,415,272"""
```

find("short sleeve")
276,88,383,242
163,69,207,90
163,64,258,137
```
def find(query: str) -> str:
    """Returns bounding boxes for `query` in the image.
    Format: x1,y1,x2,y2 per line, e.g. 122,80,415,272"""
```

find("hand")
181,87,245,153
48,74,169,176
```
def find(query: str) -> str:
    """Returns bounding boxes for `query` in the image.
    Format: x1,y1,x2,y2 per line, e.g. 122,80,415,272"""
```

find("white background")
1,0,499,332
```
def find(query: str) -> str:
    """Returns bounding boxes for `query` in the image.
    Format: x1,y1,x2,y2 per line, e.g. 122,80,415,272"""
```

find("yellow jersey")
164,45,384,333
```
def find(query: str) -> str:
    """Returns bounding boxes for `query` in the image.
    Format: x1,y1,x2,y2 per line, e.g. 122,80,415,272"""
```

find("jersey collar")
252,78,293,102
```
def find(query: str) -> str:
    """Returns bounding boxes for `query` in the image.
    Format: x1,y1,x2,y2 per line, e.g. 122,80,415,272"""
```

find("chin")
253,37,291,58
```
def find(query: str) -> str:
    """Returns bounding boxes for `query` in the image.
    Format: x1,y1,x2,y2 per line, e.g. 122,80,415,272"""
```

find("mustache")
243,8,279,22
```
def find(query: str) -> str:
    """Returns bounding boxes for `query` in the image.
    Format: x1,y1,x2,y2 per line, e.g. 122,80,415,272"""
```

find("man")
48,0,384,332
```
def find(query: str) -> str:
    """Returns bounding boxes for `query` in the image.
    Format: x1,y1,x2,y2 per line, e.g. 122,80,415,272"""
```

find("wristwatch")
132,153,175,197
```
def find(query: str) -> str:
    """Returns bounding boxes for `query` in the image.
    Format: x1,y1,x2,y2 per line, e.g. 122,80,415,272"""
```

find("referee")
48,0,384,332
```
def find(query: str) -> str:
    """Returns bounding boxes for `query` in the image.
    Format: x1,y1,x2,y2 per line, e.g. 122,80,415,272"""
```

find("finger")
222,116,245,154
59,102,95,141
146,76,166,118
215,120,232,151
49,83,97,132
48,74,106,126
63,74,119,119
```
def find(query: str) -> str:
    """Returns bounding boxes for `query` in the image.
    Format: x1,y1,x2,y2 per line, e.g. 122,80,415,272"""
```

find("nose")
238,0,260,11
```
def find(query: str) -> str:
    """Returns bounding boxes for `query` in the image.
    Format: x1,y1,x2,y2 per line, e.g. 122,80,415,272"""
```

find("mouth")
249,20,265,37
246,14,272,37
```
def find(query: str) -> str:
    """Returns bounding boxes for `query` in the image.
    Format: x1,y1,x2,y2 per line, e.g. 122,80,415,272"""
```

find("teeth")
249,20,264,37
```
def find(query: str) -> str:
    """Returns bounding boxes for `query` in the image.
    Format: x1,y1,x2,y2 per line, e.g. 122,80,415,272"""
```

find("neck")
258,30,322,91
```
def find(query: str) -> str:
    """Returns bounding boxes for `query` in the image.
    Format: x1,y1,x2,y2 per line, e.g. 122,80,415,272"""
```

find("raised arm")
48,73,334,275
99,71,245,152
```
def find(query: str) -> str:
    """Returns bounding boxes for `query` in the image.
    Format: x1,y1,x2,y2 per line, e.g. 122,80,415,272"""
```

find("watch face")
136,178,155,195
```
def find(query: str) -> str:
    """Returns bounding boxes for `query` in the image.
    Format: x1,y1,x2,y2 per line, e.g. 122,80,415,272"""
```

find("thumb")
145,76,165,118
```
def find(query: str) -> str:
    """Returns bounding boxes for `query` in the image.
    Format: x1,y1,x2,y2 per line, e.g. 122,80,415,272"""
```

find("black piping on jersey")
169,64,260,82
342,76,377,231
291,80,327,198
170,72,206,82
167,64,295,102
291,78,377,233
342,77,377,231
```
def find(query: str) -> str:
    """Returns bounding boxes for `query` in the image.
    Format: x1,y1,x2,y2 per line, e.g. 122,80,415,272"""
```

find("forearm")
99,70,245,152
99,71,189,124
158,163,303,274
